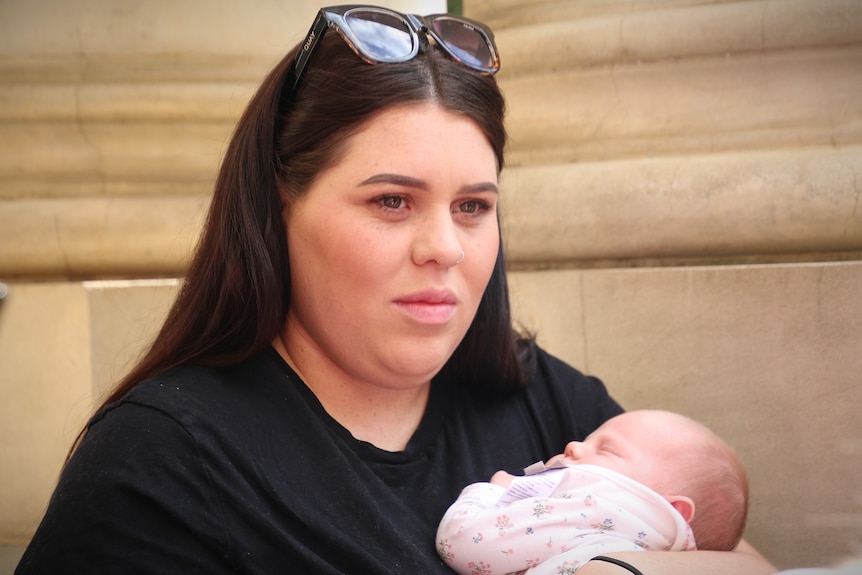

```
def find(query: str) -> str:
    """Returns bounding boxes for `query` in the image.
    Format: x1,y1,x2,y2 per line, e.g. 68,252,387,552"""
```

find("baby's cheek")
490,470,515,487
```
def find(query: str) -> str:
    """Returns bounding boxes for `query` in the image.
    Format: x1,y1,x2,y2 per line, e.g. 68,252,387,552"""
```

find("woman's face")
282,103,500,391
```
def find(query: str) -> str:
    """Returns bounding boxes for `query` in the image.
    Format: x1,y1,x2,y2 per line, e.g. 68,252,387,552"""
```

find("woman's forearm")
574,540,776,575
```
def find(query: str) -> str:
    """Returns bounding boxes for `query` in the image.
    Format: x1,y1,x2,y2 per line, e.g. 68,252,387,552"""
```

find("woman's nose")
411,210,463,267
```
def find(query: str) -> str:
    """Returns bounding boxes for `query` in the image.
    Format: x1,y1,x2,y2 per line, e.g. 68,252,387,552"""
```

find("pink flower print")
583,495,593,507
591,518,615,532
495,514,513,536
437,538,454,561
525,558,541,568
554,560,581,574
472,532,484,544
532,500,553,519
467,560,493,575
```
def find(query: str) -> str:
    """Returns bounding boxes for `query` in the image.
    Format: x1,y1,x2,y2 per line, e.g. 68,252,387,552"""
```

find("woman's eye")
379,195,404,209
457,200,490,214
460,201,480,214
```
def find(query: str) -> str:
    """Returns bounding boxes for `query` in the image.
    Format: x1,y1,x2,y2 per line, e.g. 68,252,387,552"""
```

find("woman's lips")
394,289,457,324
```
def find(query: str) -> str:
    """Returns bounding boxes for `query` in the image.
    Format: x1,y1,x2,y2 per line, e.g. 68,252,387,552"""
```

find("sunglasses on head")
288,4,500,96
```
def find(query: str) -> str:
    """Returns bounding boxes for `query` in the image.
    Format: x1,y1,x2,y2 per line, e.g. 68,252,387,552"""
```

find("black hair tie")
591,556,645,575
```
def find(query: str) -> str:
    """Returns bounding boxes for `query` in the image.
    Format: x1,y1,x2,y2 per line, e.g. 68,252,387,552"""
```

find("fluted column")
468,0,862,266
0,0,447,278
466,0,862,570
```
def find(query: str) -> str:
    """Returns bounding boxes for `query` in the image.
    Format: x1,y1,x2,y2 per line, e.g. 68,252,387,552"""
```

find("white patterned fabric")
437,464,696,575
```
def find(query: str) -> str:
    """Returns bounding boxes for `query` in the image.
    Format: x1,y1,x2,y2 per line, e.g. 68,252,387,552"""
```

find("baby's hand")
489,470,515,488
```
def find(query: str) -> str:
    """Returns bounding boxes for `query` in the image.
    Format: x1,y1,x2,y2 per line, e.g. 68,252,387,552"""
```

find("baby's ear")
666,495,695,523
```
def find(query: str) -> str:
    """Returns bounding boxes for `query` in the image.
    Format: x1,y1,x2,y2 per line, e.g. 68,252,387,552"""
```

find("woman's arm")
573,540,776,575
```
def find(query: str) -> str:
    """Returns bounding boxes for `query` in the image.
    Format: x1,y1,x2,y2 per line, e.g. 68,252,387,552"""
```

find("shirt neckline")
263,346,453,464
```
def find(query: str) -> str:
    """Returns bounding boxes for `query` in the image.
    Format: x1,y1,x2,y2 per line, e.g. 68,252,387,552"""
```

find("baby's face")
546,411,688,494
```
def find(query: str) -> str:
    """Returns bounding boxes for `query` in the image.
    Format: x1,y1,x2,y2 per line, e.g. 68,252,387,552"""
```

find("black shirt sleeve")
16,402,236,574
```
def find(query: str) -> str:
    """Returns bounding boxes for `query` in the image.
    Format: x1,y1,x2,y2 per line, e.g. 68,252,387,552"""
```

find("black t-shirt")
17,346,622,574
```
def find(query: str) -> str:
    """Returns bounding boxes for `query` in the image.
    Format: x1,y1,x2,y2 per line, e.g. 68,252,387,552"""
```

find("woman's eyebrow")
462,182,499,195
360,173,428,190
359,173,499,195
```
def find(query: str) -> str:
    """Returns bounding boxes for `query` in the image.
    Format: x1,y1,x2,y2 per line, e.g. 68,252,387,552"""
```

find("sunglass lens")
432,19,496,71
345,10,415,62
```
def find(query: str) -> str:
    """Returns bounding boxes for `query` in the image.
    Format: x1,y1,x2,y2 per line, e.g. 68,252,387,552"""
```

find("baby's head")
547,410,748,550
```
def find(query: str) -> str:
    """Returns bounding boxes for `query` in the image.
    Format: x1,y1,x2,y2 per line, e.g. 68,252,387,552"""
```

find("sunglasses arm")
289,10,331,95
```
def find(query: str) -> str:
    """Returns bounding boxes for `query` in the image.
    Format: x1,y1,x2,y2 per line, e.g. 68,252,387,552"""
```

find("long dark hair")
93,31,530,422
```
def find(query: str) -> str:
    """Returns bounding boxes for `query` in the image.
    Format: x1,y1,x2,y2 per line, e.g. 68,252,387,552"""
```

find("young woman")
17,6,774,574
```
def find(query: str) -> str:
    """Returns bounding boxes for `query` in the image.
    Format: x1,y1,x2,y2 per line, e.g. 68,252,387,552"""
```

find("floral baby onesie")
436,464,696,575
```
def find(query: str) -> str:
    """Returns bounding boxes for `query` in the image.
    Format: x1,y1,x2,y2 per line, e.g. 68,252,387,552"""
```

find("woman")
17,6,775,574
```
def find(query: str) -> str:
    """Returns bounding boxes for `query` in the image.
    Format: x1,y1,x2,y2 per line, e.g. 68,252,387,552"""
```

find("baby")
436,410,748,575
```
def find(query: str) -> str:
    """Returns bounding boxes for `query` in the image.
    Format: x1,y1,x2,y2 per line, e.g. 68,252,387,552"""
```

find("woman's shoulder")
90,348,291,438
104,365,239,419
440,345,622,479
519,344,624,439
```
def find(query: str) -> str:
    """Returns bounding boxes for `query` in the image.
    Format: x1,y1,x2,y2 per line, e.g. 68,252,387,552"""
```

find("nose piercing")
455,251,465,264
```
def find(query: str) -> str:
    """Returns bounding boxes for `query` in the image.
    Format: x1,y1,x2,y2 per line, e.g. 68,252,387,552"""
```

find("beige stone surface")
85,279,181,400
500,146,862,263
0,0,442,56
0,547,23,575
502,47,862,165
0,279,179,551
0,196,206,277
0,121,235,190
0,0,446,278
4,1,859,275
485,0,862,72
0,283,93,541
510,261,862,569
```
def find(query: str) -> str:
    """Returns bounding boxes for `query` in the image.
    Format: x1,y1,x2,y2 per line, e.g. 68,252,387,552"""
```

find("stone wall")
1,0,861,571
468,0,862,569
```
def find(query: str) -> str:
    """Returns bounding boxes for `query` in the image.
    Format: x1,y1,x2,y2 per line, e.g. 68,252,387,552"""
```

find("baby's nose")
564,441,584,459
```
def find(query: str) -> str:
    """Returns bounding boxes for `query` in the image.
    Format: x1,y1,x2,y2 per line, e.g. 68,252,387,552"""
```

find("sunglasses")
288,4,500,96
